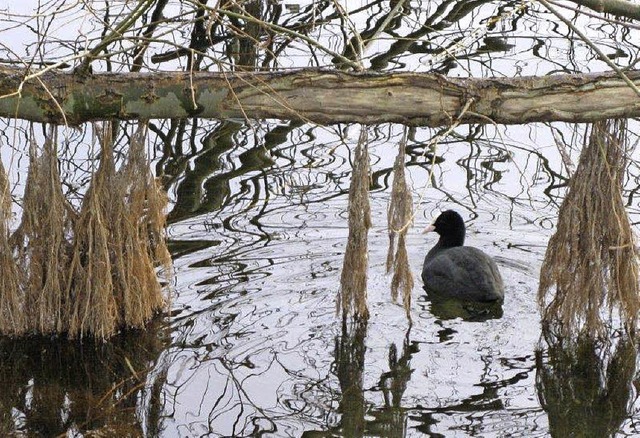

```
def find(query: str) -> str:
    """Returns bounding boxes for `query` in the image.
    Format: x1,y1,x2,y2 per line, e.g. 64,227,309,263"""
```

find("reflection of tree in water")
368,329,419,437
408,351,532,436
332,319,367,437
536,337,639,437
149,0,527,75
0,320,169,436
308,321,418,437
158,119,551,248
327,320,535,437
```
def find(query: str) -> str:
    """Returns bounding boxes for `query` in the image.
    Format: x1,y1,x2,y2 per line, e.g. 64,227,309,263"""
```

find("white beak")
423,224,436,234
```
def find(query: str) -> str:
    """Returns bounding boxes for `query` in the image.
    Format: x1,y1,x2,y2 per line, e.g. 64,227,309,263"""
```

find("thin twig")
331,0,364,69
78,0,156,74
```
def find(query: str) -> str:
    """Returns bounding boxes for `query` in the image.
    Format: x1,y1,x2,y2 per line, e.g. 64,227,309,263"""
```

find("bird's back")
422,246,504,303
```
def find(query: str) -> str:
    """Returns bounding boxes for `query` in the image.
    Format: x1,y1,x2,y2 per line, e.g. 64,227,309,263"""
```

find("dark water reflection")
419,291,504,322
537,338,640,437
0,321,169,436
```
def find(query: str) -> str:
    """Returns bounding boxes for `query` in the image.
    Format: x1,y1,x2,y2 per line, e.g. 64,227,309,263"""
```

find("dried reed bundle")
16,126,72,334
68,122,170,338
111,123,169,328
68,124,118,338
386,133,413,320
338,127,371,320
538,120,640,339
0,159,25,335
0,122,169,339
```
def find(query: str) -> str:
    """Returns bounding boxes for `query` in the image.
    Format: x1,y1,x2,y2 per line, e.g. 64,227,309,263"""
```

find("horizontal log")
0,67,639,126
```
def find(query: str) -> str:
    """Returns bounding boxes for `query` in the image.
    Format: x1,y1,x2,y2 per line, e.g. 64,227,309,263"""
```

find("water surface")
1,0,640,436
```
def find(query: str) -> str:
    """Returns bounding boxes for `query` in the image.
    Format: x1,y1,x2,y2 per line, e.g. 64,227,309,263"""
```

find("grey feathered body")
422,246,504,303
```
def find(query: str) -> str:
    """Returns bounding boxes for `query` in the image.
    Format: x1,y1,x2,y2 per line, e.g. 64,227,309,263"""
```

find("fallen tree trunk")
1,67,640,126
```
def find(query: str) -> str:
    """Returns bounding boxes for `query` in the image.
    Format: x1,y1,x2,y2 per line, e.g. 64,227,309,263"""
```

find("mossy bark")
2,67,640,126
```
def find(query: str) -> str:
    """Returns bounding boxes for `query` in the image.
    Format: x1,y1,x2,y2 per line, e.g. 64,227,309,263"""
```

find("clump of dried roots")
338,127,371,321
538,119,640,340
386,131,414,321
0,158,25,335
2,122,170,339
14,126,73,334
68,123,170,339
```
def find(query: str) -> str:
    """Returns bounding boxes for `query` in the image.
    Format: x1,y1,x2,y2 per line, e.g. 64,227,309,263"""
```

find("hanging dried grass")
0,122,169,339
68,124,118,338
68,122,170,339
111,122,170,329
15,126,73,334
0,159,25,335
338,127,372,321
538,120,640,340
386,130,414,321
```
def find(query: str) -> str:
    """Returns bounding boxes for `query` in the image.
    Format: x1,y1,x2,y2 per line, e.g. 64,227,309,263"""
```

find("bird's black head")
430,210,466,247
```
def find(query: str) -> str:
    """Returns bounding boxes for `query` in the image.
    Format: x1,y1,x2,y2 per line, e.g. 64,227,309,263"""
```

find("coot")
422,210,504,303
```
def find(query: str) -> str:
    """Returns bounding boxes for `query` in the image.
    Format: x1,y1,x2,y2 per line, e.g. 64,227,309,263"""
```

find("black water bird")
422,210,504,304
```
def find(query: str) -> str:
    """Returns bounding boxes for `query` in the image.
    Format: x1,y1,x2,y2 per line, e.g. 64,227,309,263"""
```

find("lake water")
164,122,552,436
1,0,640,436
153,121,640,437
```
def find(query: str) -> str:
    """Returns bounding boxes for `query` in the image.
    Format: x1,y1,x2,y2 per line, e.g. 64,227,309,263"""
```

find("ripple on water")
160,122,631,437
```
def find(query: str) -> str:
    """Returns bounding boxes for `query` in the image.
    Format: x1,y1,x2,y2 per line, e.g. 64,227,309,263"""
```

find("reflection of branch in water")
410,361,532,435
159,336,285,436
536,337,639,437
367,327,418,437
322,324,419,437
161,120,309,225
333,318,368,437
157,120,242,223
207,355,278,436
371,0,528,73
